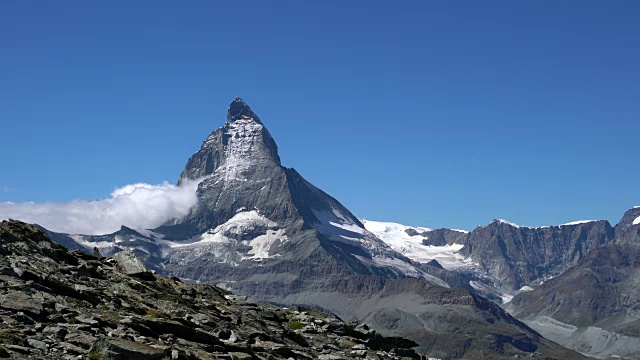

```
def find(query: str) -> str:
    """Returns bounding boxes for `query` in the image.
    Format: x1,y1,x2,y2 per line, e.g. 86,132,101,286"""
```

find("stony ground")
0,220,422,360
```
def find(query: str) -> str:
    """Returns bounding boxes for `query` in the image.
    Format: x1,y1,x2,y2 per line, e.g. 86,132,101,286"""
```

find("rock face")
33,98,586,359
457,219,615,291
360,217,617,296
0,219,421,359
614,207,640,239
506,208,640,359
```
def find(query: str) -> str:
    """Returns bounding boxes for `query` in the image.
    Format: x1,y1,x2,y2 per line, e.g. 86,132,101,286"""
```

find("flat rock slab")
0,290,44,316
91,337,167,360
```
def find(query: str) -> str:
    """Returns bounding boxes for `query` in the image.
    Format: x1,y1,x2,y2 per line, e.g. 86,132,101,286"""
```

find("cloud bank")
0,180,201,235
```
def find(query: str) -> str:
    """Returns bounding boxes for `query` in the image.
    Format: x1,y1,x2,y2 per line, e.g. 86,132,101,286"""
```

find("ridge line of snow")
495,219,520,227
560,220,598,226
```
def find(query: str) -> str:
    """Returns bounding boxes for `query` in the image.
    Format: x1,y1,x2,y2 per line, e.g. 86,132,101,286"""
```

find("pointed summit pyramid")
179,98,280,184
227,96,262,123
167,98,412,272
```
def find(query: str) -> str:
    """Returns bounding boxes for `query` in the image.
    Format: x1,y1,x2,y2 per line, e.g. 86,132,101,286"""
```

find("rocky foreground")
0,220,422,360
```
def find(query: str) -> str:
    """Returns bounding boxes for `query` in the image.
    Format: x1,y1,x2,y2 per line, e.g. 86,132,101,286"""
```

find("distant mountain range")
26,98,640,359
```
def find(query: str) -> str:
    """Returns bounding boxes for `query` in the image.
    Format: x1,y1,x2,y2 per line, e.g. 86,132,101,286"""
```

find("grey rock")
42,325,67,339
229,352,253,360
113,249,150,276
27,338,48,351
64,332,97,349
318,354,347,360
614,207,640,235
59,341,85,354
459,219,615,290
0,290,44,316
506,207,640,359
75,315,99,325
90,337,167,360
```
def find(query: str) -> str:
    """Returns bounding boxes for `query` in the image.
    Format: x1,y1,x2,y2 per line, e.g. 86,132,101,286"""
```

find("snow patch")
160,210,281,251
313,209,367,237
354,255,450,288
469,280,514,304
361,219,476,271
69,235,115,250
561,220,597,226
216,118,268,183
633,215,640,225
245,228,287,259
312,212,457,282
501,293,514,303
158,211,287,266
494,219,520,227
450,229,469,234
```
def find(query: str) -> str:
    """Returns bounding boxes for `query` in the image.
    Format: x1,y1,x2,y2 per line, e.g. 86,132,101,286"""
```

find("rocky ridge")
506,207,640,359
0,219,421,360
457,219,615,291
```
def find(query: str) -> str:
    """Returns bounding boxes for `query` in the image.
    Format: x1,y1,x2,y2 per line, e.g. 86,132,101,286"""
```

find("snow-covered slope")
361,219,473,270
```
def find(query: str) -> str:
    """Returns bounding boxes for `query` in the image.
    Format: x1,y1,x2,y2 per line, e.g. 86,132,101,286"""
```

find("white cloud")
0,179,202,235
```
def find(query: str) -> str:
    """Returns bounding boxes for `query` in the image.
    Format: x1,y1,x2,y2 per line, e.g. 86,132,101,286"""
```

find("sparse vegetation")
0,331,26,346
287,321,304,330
145,307,165,318
87,349,115,360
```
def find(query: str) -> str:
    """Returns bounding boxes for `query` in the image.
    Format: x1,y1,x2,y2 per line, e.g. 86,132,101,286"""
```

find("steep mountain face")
458,219,615,291
156,97,433,282
362,217,617,300
615,206,640,237
38,98,586,359
506,208,640,359
0,219,421,360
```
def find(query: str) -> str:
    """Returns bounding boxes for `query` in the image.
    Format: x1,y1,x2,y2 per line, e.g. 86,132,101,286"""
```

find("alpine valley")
12,98,640,359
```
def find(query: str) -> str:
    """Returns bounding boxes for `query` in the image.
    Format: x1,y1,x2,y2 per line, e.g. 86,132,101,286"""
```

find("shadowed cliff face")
505,209,640,359
457,219,615,290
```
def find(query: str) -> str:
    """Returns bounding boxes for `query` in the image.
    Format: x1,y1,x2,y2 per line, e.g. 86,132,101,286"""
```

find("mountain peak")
615,206,640,233
492,219,521,228
227,97,262,124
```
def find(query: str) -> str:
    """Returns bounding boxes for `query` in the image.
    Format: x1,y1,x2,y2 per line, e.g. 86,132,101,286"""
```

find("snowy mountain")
35,97,582,359
361,219,470,269
360,216,618,305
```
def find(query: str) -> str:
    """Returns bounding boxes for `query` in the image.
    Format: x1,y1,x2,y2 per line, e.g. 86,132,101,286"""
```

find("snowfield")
360,219,475,271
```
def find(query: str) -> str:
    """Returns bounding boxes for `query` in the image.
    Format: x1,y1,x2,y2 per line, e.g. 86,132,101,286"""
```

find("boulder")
113,250,155,280
90,337,167,360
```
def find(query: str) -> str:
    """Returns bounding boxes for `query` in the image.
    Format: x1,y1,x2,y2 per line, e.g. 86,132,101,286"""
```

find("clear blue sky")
1,1,639,230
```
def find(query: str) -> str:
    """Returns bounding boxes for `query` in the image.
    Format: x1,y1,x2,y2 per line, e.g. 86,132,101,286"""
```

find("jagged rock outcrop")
0,219,421,359
457,219,615,290
420,229,467,247
614,207,640,240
